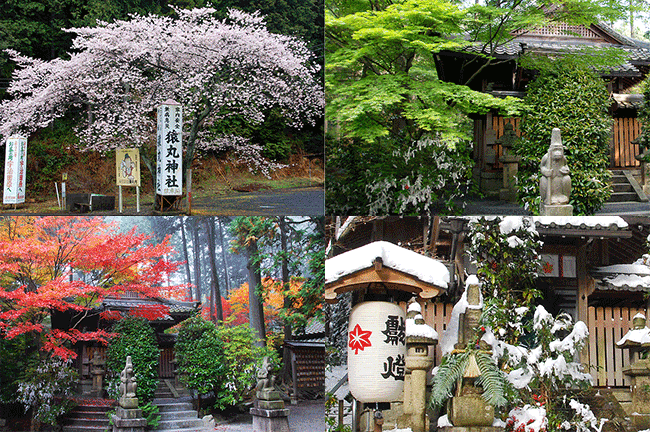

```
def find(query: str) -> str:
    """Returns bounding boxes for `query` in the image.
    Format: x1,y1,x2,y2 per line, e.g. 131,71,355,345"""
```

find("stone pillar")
405,343,434,432
111,356,147,432
621,314,650,430
540,128,573,216
497,123,521,202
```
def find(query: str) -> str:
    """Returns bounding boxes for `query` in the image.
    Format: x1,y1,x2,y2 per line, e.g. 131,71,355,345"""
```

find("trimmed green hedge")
514,59,612,215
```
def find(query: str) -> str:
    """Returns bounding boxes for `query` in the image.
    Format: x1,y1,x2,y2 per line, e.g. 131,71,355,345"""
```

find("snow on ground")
325,241,449,288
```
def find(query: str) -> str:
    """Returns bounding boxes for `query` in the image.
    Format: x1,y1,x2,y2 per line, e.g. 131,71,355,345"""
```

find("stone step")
66,417,110,428
155,401,194,412
612,182,634,192
63,426,110,432
156,418,205,429
68,409,111,418
151,428,213,432
610,191,640,202
159,410,199,421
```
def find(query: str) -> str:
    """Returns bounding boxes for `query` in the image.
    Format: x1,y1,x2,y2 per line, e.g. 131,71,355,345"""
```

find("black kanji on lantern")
382,315,405,345
381,354,405,380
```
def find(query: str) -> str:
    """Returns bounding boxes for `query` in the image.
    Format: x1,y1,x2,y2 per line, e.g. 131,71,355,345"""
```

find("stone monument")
250,357,290,432
497,123,521,202
440,279,502,432
540,128,573,216
110,356,148,432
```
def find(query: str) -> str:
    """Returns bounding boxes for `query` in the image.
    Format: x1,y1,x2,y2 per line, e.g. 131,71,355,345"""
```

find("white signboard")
3,136,27,205
156,100,182,196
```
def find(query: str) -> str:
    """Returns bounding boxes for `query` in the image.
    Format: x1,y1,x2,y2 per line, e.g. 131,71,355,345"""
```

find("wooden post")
291,350,298,405
576,241,593,365
136,186,140,213
338,400,344,428
187,169,192,215
119,185,123,213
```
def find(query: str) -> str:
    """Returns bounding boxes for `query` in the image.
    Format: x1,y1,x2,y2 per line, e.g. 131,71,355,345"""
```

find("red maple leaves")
349,323,372,355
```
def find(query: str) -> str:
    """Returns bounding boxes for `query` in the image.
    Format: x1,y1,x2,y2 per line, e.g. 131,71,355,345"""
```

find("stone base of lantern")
631,413,650,430
250,407,290,432
449,395,494,427
110,410,147,432
119,397,139,409
539,204,573,216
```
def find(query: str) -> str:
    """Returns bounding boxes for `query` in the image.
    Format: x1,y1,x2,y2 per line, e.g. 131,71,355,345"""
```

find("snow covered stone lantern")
618,313,650,430
326,241,449,431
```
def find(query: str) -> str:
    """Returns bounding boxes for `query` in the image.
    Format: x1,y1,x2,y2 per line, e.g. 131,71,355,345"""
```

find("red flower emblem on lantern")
349,324,373,355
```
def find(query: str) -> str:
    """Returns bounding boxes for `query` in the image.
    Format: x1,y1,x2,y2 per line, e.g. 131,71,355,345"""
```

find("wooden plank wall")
612,118,641,168
587,306,645,387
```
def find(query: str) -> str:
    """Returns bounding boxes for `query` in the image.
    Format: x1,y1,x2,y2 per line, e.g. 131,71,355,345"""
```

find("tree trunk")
246,239,266,347
203,218,223,323
180,218,193,300
279,217,293,382
217,218,231,295
191,218,202,302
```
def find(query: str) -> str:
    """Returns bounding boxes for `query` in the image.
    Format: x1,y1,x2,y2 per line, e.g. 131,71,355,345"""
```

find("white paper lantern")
348,301,406,403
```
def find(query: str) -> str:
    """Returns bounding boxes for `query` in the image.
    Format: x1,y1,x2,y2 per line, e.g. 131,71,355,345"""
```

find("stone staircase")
152,380,212,432
62,404,111,432
609,169,648,203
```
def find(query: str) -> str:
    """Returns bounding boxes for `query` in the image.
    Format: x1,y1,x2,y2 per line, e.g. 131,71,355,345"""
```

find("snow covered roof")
325,241,449,303
617,326,650,348
592,260,650,292
532,216,628,230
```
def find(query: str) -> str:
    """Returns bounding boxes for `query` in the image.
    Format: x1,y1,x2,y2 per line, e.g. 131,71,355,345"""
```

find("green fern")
430,349,508,408
475,351,508,408
430,350,470,407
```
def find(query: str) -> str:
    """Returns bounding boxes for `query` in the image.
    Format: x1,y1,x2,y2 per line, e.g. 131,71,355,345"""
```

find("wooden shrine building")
433,22,650,194
52,292,200,393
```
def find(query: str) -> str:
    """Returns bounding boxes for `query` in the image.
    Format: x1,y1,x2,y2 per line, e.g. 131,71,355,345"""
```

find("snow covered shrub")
468,216,542,344
15,356,78,427
506,405,548,432
485,306,597,431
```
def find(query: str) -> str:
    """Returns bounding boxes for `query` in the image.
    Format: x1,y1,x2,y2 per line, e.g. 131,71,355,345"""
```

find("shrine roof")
592,261,650,292
102,295,200,320
325,241,449,303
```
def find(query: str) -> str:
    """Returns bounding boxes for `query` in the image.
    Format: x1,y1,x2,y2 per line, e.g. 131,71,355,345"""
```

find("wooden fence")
490,116,641,169
414,302,643,388
612,117,641,168
587,306,645,387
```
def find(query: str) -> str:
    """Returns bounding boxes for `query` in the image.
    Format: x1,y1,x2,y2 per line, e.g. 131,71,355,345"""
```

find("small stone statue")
256,356,275,391
540,128,571,206
120,356,137,398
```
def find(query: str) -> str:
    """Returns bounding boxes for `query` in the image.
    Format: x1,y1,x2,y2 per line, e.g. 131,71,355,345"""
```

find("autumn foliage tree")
0,8,324,178
0,217,181,360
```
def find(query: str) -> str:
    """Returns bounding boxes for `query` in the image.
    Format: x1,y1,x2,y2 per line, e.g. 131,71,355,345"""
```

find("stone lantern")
403,302,437,432
618,313,650,430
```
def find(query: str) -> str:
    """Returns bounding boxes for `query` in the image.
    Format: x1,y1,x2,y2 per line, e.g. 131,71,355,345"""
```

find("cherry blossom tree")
0,216,183,359
0,8,324,178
